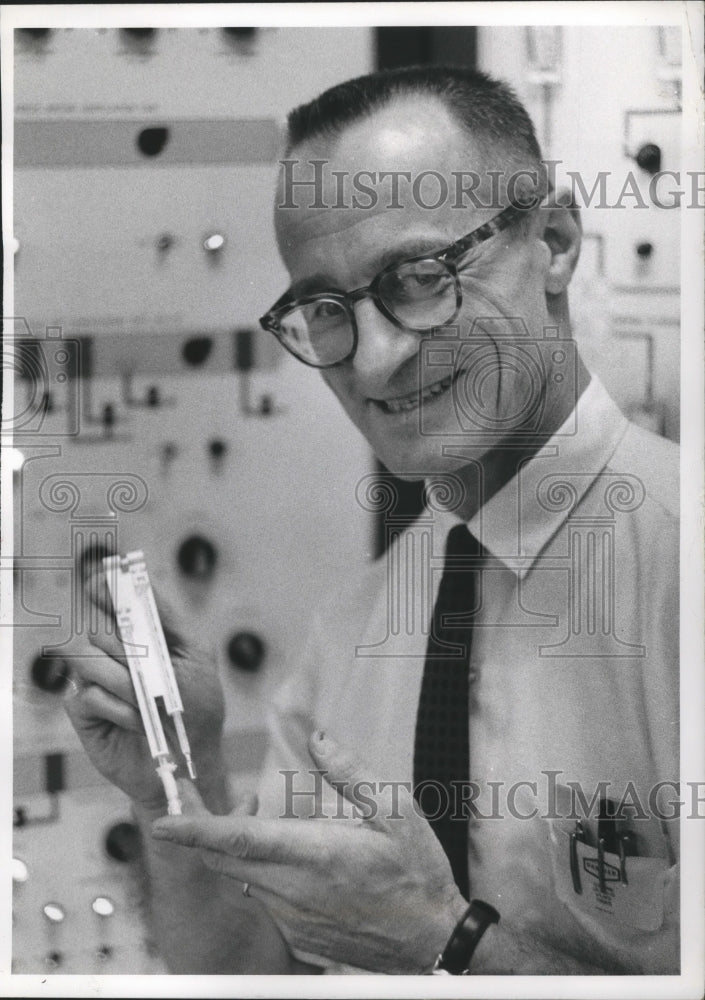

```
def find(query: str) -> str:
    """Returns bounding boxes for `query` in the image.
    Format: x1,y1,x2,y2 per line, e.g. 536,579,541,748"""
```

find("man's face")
274,96,556,478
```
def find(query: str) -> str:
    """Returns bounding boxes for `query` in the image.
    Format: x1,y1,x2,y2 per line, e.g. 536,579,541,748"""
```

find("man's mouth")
374,372,457,415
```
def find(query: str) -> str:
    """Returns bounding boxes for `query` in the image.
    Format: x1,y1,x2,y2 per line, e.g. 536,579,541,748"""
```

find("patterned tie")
413,522,483,900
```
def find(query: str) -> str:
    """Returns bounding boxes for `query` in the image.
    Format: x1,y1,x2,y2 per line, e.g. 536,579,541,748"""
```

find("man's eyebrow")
366,235,452,273
286,235,454,300
287,273,339,298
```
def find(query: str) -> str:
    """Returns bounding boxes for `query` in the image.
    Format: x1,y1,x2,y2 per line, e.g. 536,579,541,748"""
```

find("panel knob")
635,142,662,175
30,653,70,694
105,822,142,863
177,535,217,580
226,631,266,673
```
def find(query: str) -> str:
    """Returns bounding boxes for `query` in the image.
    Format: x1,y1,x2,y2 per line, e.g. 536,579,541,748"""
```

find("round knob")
635,241,654,258
635,142,662,175
209,439,227,460
137,126,169,157
226,631,266,673
30,653,70,694
177,535,217,580
182,336,213,366
104,822,142,863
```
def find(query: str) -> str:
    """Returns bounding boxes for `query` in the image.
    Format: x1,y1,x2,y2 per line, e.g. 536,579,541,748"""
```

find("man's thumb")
308,730,380,822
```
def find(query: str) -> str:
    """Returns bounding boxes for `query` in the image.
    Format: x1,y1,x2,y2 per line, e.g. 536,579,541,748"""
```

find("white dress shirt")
257,375,680,974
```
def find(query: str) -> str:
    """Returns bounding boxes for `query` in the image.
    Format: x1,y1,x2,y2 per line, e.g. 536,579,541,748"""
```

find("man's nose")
350,298,421,390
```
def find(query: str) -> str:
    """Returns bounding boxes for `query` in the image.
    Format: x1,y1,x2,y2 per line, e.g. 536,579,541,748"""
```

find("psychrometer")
103,551,195,815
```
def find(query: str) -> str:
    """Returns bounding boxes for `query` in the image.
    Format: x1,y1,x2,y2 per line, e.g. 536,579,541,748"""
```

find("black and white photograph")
2,3,703,996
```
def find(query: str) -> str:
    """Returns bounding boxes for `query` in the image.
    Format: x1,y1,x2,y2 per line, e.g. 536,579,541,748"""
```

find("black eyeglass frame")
258,196,540,369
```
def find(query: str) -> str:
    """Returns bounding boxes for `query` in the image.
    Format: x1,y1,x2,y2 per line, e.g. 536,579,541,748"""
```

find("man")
64,66,679,975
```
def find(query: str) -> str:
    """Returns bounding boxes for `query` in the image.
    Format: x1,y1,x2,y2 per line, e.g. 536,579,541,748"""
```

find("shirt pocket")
547,816,679,971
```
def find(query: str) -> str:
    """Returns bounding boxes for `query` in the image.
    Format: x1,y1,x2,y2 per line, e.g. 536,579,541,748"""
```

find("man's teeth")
382,374,454,414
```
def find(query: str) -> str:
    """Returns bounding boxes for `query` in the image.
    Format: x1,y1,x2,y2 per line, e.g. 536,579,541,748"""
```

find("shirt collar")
445,376,629,579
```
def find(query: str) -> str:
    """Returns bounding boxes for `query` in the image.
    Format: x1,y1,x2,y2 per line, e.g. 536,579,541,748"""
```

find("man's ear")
540,189,582,295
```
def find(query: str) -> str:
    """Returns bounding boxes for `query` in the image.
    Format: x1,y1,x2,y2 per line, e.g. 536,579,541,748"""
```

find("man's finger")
307,730,388,828
151,814,329,864
65,682,142,731
64,649,136,707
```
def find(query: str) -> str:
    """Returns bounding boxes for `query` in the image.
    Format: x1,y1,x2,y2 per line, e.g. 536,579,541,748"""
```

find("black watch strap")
437,899,500,974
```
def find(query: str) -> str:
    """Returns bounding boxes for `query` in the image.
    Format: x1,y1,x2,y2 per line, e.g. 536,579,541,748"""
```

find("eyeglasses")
258,197,539,369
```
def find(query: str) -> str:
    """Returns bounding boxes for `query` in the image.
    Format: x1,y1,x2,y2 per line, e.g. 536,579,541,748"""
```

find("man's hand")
151,731,468,973
64,568,227,813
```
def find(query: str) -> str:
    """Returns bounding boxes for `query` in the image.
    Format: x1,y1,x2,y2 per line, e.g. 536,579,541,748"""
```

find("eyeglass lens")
278,258,457,366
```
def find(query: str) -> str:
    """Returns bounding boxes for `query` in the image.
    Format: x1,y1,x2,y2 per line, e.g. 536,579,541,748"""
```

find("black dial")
104,822,142,863
227,631,266,672
30,654,70,694
177,535,217,580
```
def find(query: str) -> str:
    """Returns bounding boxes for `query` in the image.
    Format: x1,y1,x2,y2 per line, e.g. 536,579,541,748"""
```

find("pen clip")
570,819,584,894
618,830,638,886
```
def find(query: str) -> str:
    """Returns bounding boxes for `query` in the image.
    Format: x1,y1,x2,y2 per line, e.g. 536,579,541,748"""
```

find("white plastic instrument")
102,550,196,815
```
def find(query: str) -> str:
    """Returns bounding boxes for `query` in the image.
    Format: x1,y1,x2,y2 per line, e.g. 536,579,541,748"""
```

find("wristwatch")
429,899,500,975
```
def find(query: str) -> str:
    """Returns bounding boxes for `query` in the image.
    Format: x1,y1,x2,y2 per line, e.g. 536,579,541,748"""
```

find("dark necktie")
413,522,483,900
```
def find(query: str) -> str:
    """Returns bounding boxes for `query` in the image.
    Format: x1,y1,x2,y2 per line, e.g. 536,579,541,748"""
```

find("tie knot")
446,523,482,559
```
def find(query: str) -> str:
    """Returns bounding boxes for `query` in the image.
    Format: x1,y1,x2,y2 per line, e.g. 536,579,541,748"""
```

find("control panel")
11,24,374,975
479,24,683,440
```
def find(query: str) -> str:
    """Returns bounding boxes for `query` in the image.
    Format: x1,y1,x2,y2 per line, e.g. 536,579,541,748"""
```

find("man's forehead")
273,95,511,251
